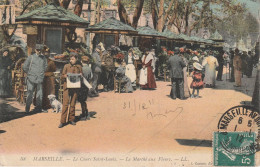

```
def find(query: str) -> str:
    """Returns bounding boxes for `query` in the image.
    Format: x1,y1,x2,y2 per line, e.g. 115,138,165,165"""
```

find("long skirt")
204,66,216,86
125,64,136,83
234,69,242,86
42,76,56,109
0,69,12,97
183,67,190,98
139,66,156,89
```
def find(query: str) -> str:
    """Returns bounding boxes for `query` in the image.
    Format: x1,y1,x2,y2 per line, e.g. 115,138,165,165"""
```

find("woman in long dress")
181,54,190,98
202,51,219,88
233,49,242,87
42,48,56,111
125,49,138,87
0,49,13,97
139,49,157,89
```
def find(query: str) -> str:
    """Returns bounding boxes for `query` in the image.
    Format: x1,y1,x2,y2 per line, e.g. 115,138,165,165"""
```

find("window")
44,27,62,54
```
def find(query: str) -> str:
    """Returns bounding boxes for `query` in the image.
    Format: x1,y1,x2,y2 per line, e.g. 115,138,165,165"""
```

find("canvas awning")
16,3,89,27
136,26,166,39
178,34,194,43
161,29,183,41
85,17,137,34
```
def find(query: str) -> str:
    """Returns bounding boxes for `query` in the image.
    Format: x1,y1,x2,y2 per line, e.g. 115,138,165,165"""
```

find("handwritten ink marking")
147,112,167,119
142,103,147,110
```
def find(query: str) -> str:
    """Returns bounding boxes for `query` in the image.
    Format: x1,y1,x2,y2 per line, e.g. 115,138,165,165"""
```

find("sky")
237,0,260,19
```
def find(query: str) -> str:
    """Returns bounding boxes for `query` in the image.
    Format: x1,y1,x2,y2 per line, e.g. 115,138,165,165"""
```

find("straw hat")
192,56,199,62
193,62,203,71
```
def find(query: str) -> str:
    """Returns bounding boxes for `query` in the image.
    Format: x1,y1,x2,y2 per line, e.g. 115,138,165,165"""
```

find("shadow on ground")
175,139,212,147
211,68,258,98
0,98,39,124
0,130,6,134
75,111,97,122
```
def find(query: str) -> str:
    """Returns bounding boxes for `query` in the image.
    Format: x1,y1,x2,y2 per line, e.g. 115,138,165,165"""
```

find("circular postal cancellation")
213,105,260,166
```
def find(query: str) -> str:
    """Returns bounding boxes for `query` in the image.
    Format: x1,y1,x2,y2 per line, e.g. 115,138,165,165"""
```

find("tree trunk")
151,0,158,29
60,0,71,9
131,0,144,29
162,0,174,30
117,0,131,25
157,0,164,32
97,0,101,23
184,0,191,34
167,0,178,30
74,0,83,16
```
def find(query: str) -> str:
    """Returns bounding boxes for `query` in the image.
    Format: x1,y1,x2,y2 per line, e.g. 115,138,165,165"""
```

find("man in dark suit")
90,45,102,97
168,47,186,100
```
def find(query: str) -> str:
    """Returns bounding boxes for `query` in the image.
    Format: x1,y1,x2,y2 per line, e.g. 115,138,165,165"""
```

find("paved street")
0,68,259,166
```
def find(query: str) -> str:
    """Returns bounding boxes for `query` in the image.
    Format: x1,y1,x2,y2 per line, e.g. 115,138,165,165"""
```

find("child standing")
59,52,82,128
78,56,93,121
190,62,204,98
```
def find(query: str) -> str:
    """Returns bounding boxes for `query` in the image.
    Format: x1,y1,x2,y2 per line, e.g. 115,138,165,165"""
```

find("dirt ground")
0,67,259,167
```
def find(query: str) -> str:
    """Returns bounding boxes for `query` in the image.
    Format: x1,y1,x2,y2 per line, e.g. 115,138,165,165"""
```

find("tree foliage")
117,0,248,35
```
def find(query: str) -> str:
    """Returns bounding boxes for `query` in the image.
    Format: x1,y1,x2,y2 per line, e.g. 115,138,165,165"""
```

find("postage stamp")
213,132,255,166
0,0,260,167
214,105,260,166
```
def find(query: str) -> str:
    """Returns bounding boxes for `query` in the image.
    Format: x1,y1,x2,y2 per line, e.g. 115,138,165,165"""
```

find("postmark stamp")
213,105,260,166
213,132,255,166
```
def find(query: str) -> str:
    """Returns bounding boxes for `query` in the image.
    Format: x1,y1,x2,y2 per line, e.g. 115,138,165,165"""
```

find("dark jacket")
22,53,48,84
124,54,135,65
0,55,12,69
168,54,186,78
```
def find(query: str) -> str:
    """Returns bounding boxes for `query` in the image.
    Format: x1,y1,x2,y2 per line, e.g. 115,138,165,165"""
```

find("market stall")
85,17,138,50
15,3,89,103
136,26,166,51
161,29,184,50
16,3,89,55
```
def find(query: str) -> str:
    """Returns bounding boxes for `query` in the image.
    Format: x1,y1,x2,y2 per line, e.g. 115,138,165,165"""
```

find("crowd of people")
0,41,259,128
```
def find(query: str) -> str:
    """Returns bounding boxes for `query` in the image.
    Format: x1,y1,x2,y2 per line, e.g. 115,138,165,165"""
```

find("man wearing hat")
229,49,235,82
168,47,186,100
90,45,102,96
216,49,225,81
23,44,48,113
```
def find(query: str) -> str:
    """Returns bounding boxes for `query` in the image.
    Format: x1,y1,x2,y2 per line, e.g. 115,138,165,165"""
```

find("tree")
215,12,259,43
117,0,145,29
0,0,40,44
149,0,246,35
